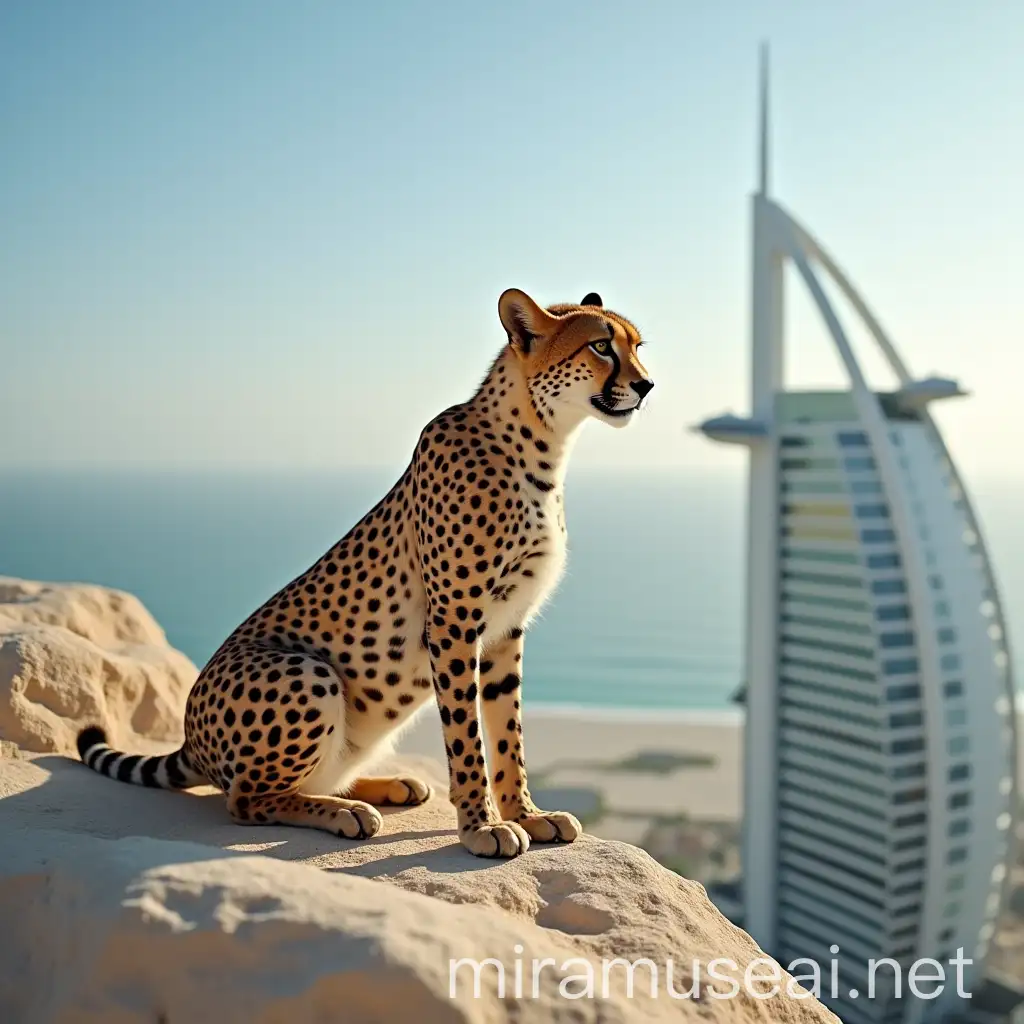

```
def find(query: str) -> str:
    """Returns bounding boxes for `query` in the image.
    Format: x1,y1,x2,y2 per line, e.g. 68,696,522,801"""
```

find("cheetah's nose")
631,379,655,400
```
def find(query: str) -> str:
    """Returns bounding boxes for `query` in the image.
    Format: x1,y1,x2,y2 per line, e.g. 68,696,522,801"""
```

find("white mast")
757,41,770,197
742,40,784,949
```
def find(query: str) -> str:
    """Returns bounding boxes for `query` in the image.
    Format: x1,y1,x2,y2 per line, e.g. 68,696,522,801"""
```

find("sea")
2,468,1023,713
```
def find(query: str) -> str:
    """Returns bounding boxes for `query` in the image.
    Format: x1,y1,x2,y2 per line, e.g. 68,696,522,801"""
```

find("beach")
402,707,742,820
400,706,744,881
403,705,1024,890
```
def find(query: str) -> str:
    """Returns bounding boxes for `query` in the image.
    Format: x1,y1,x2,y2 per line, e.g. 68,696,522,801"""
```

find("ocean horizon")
3,466,1023,711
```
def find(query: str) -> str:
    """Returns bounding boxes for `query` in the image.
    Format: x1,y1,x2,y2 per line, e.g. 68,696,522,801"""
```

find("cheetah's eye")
590,340,611,355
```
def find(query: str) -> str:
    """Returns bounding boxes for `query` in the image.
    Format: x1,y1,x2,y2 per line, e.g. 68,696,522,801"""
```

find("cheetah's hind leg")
214,646,384,840
346,775,433,807
227,788,383,840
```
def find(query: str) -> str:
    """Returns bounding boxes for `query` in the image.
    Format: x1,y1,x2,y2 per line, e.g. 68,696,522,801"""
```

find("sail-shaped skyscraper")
698,48,1018,1024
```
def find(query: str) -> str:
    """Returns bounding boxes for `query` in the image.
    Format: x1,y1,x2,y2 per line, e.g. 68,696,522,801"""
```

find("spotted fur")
76,289,653,858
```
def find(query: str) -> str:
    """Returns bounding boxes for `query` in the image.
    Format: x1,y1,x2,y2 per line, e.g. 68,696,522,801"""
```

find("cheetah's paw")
334,802,383,840
387,776,433,806
460,820,531,858
517,810,583,844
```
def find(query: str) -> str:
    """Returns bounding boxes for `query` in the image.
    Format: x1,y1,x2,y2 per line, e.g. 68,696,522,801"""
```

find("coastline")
494,703,744,725
400,702,1024,838
399,704,744,827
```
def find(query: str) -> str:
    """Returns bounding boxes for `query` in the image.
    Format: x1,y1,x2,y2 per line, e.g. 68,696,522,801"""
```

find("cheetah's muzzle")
590,395,639,417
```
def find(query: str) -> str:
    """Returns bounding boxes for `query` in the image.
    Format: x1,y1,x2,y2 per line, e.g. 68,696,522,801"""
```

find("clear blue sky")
2,1,1021,478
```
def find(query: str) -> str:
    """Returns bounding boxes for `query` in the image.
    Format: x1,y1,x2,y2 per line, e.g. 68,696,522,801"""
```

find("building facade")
698,52,1018,1024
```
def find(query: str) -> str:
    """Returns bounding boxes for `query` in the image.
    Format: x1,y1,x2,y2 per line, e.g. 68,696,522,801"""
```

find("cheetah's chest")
485,492,567,639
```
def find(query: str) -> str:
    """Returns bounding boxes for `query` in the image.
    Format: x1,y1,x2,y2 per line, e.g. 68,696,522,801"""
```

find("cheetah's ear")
498,288,558,358
580,292,603,307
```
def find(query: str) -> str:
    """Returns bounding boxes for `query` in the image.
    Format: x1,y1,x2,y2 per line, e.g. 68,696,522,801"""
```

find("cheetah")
76,288,654,858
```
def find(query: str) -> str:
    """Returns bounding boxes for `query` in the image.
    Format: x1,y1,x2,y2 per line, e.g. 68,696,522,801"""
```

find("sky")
1,1,1022,480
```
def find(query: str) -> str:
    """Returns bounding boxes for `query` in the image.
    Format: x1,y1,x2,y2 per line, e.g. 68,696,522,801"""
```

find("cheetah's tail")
76,726,205,790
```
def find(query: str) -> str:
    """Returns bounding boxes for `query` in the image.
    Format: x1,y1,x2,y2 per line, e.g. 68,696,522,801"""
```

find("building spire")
757,41,770,196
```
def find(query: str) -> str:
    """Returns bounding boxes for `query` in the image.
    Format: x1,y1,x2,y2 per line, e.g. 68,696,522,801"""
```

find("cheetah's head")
498,288,653,431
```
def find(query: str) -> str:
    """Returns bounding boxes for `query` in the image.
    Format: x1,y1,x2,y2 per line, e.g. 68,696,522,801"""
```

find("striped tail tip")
75,725,200,789
77,725,109,763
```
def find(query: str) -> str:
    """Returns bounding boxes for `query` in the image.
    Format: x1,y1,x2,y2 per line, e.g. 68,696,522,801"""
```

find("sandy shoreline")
401,703,1024,832
399,705,744,825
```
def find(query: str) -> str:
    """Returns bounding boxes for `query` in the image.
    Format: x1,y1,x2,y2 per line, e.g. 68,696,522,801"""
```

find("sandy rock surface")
0,579,839,1023
0,577,194,754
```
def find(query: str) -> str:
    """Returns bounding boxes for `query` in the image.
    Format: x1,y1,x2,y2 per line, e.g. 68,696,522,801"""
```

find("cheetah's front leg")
480,629,583,845
427,615,530,858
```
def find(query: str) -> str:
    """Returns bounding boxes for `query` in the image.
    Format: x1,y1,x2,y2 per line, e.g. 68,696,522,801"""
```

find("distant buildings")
698,48,1019,1024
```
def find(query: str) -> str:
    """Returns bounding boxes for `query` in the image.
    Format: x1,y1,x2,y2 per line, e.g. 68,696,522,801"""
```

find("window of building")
861,528,896,543
781,655,876,683
783,547,859,565
940,653,961,672
892,879,924,897
894,834,926,851
784,738,885,778
897,806,929,831
937,627,957,645
883,657,919,676
947,848,968,865
867,552,901,569
851,479,883,495
948,736,970,756
948,792,971,810
782,457,839,471
948,764,971,783
782,569,862,590
877,605,910,622
893,786,926,804
886,684,921,702
893,902,922,919
837,431,869,447
782,682,879,714
947,708,967,728
782,612,873,637
785,591,869,613
948,819,971,837
890,711,923,729
781,502,852,519
892,738,925,756
783,635,874,661
880,631,914,649
778,837,888,892
783,480,845,495
856,503,888,520
782,523,857,542
856,503,889,519
845,456,876,471
944,680,964,698
873,579,907,596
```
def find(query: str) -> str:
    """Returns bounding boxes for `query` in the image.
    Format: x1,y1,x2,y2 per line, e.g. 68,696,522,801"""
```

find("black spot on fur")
482,674,521,701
